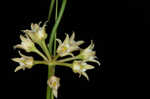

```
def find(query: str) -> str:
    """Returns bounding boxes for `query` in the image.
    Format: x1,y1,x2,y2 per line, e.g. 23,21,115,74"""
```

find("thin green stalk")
34,60,48,65
55,0,58,21
48,0,67,54
34,49,48,61
57,57,79,63
48,0,55,22
41,40,51,60
53,0,58,56
55,62,72,68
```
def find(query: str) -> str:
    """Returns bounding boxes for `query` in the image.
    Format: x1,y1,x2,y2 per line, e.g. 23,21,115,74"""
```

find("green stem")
34,60,48,65
48,0,55,22
47,0,67,99
53,34,57,56
34,49,48,61
48,0,67,54
47,0,57,99
55,62,72,68
55,0,58,21
51,91,54,99
50,2,58,98
41,40,52,61
57,57,79,63
53,54,59,61
53,0,58,56
46,65,55,99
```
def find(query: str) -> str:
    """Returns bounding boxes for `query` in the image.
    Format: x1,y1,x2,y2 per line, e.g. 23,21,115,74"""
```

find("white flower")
12,51,34,72
14,34,36,52
72,61,94,80
78,41,100,65
57,32,84,57
23,22,48,44
47,76,60,98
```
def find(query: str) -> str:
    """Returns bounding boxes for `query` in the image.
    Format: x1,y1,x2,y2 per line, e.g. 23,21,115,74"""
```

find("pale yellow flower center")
61,46,68,52
52,81,57,87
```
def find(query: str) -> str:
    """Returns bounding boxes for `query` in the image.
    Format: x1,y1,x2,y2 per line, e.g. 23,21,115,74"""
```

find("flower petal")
12,58,21,63
76,40,84,46
88,40,94,49
82,72,89,80
53,89,58,98
14,66,25,72
13,44,22,49
64,33,70,44
56,39,62,46
89,60,101,66
84,64,95,70
70,32,75,42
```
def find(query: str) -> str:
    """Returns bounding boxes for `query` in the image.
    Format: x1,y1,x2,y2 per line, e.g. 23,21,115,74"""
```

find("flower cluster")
56,33,100,80
12,22,100,98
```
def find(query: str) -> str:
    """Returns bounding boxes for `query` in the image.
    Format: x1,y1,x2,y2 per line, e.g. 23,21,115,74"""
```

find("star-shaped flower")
72,61,94,80
23,22,48,44
57,32,84,57
12,51,34,72
14,34,36,52
47,76,60,98
78,41,100,65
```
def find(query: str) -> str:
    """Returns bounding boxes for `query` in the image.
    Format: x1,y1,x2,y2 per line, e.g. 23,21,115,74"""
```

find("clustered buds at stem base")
12,22,100,98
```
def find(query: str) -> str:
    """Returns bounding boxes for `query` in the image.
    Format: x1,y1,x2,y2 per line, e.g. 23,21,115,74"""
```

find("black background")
6,0,149,99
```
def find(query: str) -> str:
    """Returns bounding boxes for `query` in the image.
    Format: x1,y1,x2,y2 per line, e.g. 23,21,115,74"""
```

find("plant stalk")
53,0,58,56
48,0,55,22
41,40,52,60
48,0,67,54
58,57,79,63
47,0,67,99
46,65,55,99
34,60,48,65
47,0,55,98
34,48,48,61
55,62,72,68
